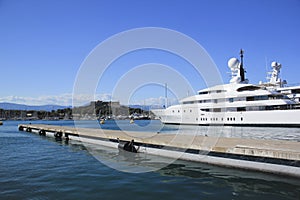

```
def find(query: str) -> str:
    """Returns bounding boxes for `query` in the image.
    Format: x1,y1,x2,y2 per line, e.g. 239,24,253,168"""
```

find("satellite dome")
271,61,277,68
271,61,281,69
228,57,240,69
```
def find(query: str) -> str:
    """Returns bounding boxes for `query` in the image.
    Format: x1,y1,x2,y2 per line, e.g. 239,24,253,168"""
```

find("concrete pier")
18,124,300,177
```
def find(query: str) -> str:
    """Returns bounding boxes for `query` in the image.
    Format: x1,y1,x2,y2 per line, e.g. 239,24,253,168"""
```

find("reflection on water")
67,139,300,199
159,161,300,199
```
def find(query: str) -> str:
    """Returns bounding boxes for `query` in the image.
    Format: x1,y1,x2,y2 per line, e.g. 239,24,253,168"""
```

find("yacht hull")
152,108,300,127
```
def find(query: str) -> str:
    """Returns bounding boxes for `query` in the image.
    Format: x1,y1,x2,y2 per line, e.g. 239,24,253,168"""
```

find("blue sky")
0,0,299,106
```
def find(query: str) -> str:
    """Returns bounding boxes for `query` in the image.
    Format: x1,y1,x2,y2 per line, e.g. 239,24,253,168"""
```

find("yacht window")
258,96,268,100
246,96,255,101
183,101,194,104
237,85,261,92
246,95,268,101
259,106,265,110
199,91,209,95
269,94,288,100
237,107,246,112
213,108,221,112
201,109,209,112
216,90,226,93
291,89,300,93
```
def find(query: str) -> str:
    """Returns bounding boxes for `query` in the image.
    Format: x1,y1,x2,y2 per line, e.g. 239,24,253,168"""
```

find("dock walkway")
18,124,300,177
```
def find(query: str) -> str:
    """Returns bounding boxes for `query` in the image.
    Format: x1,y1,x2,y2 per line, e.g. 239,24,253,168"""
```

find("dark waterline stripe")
164,122,300,128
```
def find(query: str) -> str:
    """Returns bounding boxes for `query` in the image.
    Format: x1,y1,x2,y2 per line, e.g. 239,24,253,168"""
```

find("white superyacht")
152,50,300,127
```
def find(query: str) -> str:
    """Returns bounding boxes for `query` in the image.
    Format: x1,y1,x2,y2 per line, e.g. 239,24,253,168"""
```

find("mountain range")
0,102,71,112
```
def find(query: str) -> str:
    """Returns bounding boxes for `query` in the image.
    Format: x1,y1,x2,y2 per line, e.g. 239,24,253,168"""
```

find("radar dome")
271,61,277,68
228,57,240,69
271,61,281,69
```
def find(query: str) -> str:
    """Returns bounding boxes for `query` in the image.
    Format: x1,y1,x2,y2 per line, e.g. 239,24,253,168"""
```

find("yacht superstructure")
152,50,300,127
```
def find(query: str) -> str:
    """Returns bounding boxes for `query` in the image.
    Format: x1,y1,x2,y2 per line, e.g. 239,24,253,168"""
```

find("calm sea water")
1,120,300,200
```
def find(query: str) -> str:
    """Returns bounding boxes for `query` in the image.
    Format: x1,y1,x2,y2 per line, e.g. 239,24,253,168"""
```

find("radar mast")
239,49,245,82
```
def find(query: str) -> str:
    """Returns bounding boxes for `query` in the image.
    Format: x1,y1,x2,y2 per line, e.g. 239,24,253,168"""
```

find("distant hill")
129,105,165,111
0,102,71,111
129,105,151,111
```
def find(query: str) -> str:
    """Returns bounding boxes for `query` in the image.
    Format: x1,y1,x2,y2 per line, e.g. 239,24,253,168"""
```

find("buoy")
130,119,134,124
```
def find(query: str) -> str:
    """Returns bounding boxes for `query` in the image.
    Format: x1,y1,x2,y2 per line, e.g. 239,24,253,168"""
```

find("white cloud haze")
0,94,178,107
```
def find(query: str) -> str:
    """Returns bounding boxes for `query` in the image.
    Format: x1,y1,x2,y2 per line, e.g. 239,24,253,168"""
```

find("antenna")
239,49,245,82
